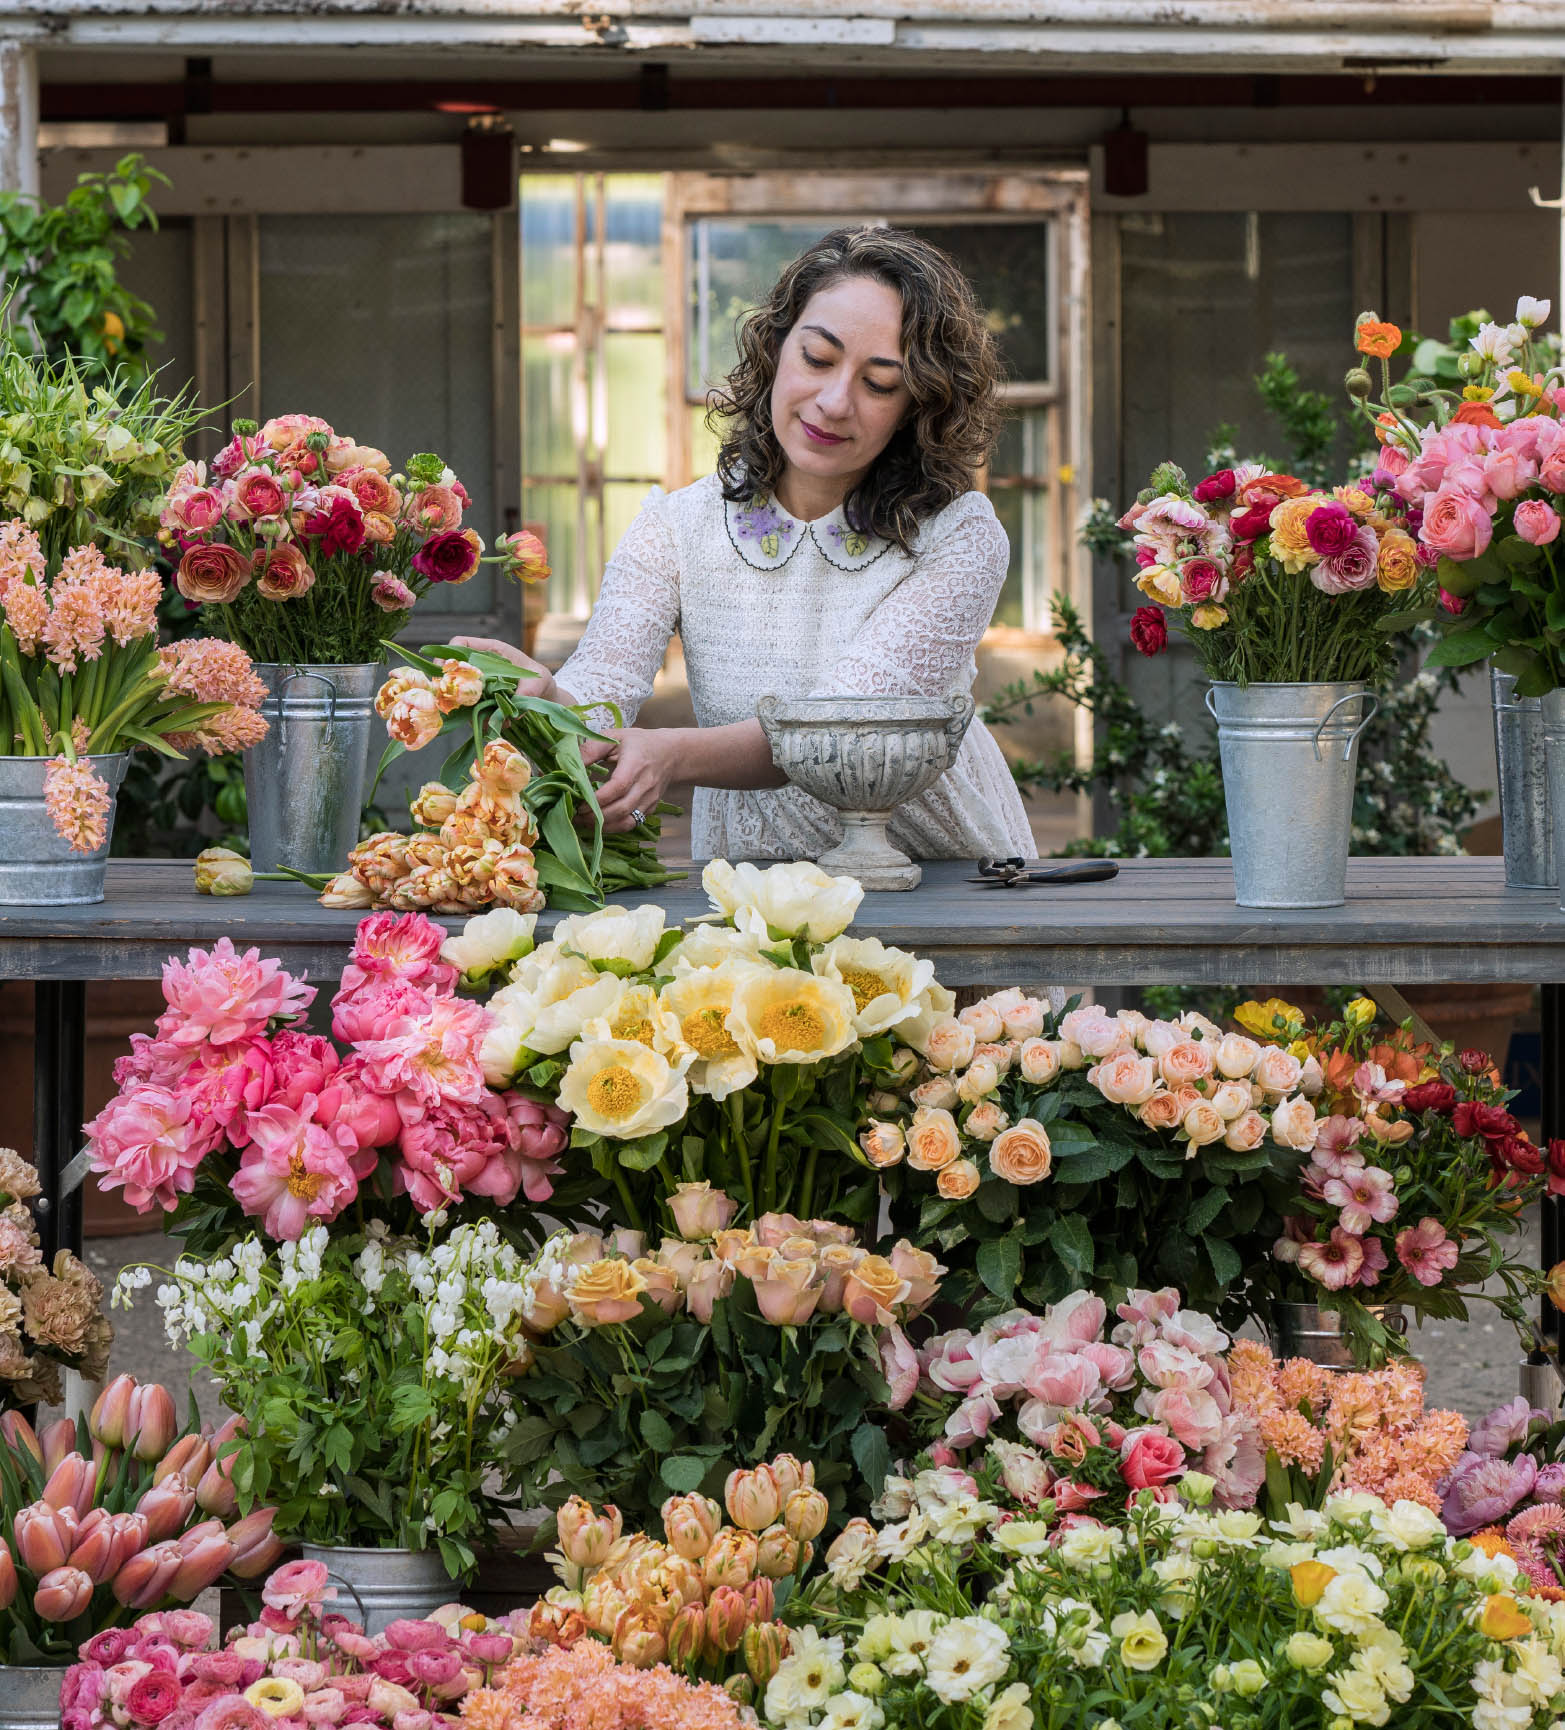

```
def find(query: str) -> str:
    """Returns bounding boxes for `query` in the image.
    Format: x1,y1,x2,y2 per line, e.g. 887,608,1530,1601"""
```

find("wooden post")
0,41,37,198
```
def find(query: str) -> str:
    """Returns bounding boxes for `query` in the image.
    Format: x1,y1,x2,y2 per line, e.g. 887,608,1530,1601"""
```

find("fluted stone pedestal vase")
756,694,974,891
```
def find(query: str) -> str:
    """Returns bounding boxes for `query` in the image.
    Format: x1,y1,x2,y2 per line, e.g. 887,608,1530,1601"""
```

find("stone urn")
755,694,974,890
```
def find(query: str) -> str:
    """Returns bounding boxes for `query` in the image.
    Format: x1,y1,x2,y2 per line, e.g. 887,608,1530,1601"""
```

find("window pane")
258,212,496,618
602,177,665,328
601,332,666,477
909,220,1052,385
523,333,580,480
987,485,1043,632
686,217,835,394
690,403,722,479
521,175,581,329
119,219,197,400
522,481,583,618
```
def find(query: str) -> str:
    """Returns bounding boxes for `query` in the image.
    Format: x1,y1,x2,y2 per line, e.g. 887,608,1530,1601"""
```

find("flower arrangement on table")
1250,996,1547,1361
0,520,268,849
521,1456,813,1698
879,1285,1264,1521
1349,294,1565,695
776,1489,1563,1730
504,1218,937,1530
1226,1339,1470,1520
864,992,1312,1326
60,1556,529,1730
1118,451,1426,683
0,1380,280,1666
0,1147,112,1403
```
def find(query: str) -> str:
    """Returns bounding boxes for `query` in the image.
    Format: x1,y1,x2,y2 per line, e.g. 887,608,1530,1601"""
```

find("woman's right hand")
447,637,557,701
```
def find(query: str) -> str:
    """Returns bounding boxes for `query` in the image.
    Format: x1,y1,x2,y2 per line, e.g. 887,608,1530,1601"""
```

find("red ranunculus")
1499,1135,1545,1175
305,497,366,556
412,528,481,585
1129,605,1168,657
1400,1080,1456,1115
1231,503,1275,543
125,1672,183,1725
1453,1101,1519,1142
1192,468,1236,503
1459,1048,1494,1074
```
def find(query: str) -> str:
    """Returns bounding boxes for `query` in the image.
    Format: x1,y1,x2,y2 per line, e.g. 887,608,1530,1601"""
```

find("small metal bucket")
1271,1300,1406,1370
0,753,129,905
301,1543,459,1635
1492,665,1556,889
244,663,383,875
0,1663,67,1727
1206,681,1379,909
1539,688,1565,914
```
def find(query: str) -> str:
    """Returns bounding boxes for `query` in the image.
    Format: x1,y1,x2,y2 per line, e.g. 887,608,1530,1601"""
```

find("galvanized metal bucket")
1271,1300,1407,1370
0,1663,66,1728
0,753,129,906
244,663,383,875
1492,665,1556,889
1206,681,1378,909
1540,689,1565,914
301,1543,459,1635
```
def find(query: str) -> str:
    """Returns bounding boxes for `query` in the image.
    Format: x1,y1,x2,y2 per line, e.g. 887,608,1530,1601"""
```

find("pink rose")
1514,499,1562,545
1121,1429,1186,1490
1421,483,1494,561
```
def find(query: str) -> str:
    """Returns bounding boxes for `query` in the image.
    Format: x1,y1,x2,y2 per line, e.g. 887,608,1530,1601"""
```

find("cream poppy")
557,1036,691,1139
657,962,763,1099
554,903,671,975
728,967,857,1065
812,935,936,1037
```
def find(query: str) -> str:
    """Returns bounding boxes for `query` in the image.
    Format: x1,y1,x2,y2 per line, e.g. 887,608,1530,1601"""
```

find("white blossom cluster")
405,1220,532,1396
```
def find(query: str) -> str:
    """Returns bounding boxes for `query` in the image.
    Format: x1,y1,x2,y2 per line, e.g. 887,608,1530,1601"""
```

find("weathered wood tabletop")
0,855,1557,986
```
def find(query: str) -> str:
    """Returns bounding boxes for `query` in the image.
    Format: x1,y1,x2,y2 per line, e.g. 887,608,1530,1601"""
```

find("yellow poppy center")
287,1153,324,1200
838,966,889,1014
757,1000,826,1051
586,1065,644,1120
682,1005,740,1059
612,1011,656,1046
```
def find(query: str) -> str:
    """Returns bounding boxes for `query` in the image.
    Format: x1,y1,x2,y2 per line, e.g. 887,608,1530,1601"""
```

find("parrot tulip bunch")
0,1375,281,1664
526,1456,821,1699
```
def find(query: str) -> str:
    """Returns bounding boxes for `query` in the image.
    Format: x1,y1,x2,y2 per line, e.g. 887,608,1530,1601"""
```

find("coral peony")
157,939,314,1049
230,1101,362,1239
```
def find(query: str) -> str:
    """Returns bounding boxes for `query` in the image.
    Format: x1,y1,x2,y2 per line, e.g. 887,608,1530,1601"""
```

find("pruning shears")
968,857,1121,888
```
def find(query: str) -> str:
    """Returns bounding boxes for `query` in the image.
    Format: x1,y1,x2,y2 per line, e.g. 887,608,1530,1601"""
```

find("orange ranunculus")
1250,472,1311,500
1366,1041,1423,1086
1479,1594,1533,1640
1290,1561,1336,1607
1453,400,1505,431
1355,319,1403,360
1468,1528,1516,1561
1320,1048,1360,1098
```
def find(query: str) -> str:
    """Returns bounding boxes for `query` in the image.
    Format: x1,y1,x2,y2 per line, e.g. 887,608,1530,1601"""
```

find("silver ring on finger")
630,807,646,827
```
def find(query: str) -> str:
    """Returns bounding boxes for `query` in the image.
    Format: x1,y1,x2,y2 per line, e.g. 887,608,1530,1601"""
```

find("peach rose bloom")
1209,1082,1252,1122
888,1241,943,1310
964,1101,1010,1142
1181,1101,1226,1148
1223,1109,1267,1152
858,1120,906,1168
842,1255,911,1326
923,1019,977,1074
816,1242,864,1311
1252,1047,1304,1098
1269,1095,1319,1151
1139,1090,1185,1132
1158,1041,1214,1088
1000,996,1047,1040
957,1058,1000,1103
566,1258,648,1325
910,1075,960,1111
937,1158,981,1201
631,1257,683,1315
1094,1051,1157,1108
906,1106,962,1172
988,1118,1052,1185
1214,1034,1262,1080
1141,1020,1183,1058
958,1001,1004,1042
1018,1038,1062,1086
973,1040,1017,1075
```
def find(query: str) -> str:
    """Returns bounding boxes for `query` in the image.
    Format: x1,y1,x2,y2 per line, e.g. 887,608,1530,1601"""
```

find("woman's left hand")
590,727,675,833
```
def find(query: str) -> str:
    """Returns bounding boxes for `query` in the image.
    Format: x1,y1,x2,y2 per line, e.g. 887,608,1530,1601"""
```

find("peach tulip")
89,1374,137,1448
14,1500,76,1574
42,1452,96,1519
724,1466,781,1533
170,1531,235,1597
137,1476,197,1544
125,1384,178,1462
33,1564,93,1621
154,1434,211,1487
40,1419,78,1476
112,1539,184,1608
0,1540,16,1609
225,1507,284,1580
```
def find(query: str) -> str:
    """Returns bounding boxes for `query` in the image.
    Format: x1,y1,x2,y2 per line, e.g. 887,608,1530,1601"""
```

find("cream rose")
1158,1041,1214,1088
858,1120,907,1167
959,1000,1005,1043
988,1118,1053,1185
906,1107,963,1172
1093,1051,1157,1107
999,995,1048,1040
910,1075,960,1111
1223,1109,1267,1152
1252,1047,1304,1098
1139,1090,1185,1132
1141,1020,1183,1058
964,1101,1010,1142
566,1257,648,1326
1269,1094,1320,1151
1017,1038,1062,1087
937,1158,981,1201
957,1059,1001,1103
1180,1101,1227,1148
1210,1082,1252,1122
1214,1033,1262,1079
923,1018,978,1074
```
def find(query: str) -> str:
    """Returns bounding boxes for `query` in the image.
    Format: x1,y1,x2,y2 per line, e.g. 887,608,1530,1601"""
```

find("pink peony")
330,979,433,1047
310,1058,402,1160
157,939,314,1049
267,1032,341,1111
501,1094,568,1200
1442,1451,1537,1535
355,994,489,1112
161,1039,276,1145
85,1084,225,1212
1469,1396,1548,1459
1394,1216,1460,1286
333,913,456,1006
1514,499,1562,545
230,1100,361,1239
1296,1225,1365,1291
1420,483,1494,562
396,1093,522,1213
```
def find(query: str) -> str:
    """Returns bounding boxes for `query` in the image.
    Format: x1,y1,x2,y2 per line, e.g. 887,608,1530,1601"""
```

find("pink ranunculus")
85,1084,226,1212
230,1100,361,1240
1303,501,1358,559
228,467,289,523
166,486,225,535
1310,523,1380,595
1120,1428,1186,1490
1146,1386,1224,1451
333,912,457,1006
1322,1164,1399,1234
126,1670,184,1725
1514,499,1562,546
353,994,489,1110
1179,558,1228,604
880,1325,921,1411
396,1092,521,1213
157,938,315,1049
263,1559,334,1619
1420,482,1494,561
1296,1225,1365,1291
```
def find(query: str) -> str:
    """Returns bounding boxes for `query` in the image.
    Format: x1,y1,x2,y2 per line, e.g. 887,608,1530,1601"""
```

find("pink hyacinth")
334,912,457,1006
1394,1217,1460,1286
355,993,489,1111
1296,1225,1365,1291
40,575,108,673
1322,1164,1399,1234
396,1093,523,1213
157,938,315,1049
231,1100,362,1240
85,1084,225,1212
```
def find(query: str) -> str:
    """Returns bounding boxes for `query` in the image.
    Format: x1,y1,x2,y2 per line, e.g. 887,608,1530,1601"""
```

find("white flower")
441,907,536,983
1471,321,1515,366
766,1633,846,1722
656,961,763,1099
924,1617,1010,1703
1368,1499,1446,1552
703,857,864,942
928,1494,1001,1546
1040,1599,1108,1667
982,1681,1033,1730
1507,1636,1564,1705
1056,1523,1125,1572
1517,294,1552,330
727,966,857,1065
1315,1543,1383,1579
992,1520,1053,1558
1272,1503,1330,1541
818,1692,883,1730
812,935,936,1037
1322,1661,1390,1726
668,922,766,972
557,1036,690,1139
554,903,670,974
1313,1571,1389,1638
881,1610,943,1676
1323,1491,1383,1528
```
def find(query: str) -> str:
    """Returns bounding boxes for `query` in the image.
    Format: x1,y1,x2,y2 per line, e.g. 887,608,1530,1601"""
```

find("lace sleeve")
555,489,680,726
808,492,1009,699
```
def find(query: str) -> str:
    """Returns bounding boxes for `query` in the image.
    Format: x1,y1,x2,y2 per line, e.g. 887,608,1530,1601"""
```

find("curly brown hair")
707,226,1003,553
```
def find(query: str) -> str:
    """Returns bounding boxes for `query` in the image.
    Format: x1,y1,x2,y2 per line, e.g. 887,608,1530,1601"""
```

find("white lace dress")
556,473,1036,862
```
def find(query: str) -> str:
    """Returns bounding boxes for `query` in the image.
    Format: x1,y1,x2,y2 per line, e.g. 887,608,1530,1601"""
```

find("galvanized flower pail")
1271,1301,1406,1370
0,753,129,906
1206,682,1378,909
244,663,383,875
301,1543,459,1635
1539,687,1565,914
0,1663,66,1728
1492,665,1555,890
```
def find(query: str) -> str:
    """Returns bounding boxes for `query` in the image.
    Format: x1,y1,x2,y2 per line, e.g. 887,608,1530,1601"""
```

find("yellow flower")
1462,383,1495,402
556,1037,690,1139
1136,565,1183,606
1268,496,1325,573
1333,486,1375,519
1233,998,1305,1040
1189,602,1228,630
1480,1594,1533,1641
245,1679,306,1719
1109,1609,1167,1672
812,935,936,1037
1291,1560,1337,1607
656,963,762,1100
1285,1632,1335,1671
1509,368,1545,399
728,967,857,1065
1344,996,1377,1030
1376,528,1419,594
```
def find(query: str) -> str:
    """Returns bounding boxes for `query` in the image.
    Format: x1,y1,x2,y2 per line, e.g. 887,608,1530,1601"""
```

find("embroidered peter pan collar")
724,491,893,573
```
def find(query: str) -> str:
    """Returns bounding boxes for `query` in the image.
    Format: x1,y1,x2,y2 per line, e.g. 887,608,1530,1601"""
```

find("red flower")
412,528,481,585
1500,1135,1545,1176
1459,1047,1494,1074
1548,1139,1565,1196
1231,503,1275,543
1401,1080,1456,1114
1452,1101,1520,1142
1231,545,1255,582
1193,469,1237,503
305,497,366,557
1129,606,1168,657
125,1672,182,1725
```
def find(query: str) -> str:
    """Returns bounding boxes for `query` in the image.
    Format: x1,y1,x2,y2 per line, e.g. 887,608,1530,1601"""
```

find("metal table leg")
32,979,85,1263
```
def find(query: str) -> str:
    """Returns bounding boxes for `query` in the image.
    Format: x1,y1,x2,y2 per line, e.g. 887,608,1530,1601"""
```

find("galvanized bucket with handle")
1206,681,1378,909
1492,665,1555,890
0,753,129,906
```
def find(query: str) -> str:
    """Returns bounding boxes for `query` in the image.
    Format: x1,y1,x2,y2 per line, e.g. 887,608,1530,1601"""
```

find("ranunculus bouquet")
779,1488,1562,1730
866,993,1309,1325
1255,996,1547,1360
883,1285,1264,1518
1353,295,1565,694
504,1217,938,1529
1120,455,1424,684
59,1556,530,1729
0,1147,113,1403
161,413,507,664
0,519,267,849
0,1382,280,1665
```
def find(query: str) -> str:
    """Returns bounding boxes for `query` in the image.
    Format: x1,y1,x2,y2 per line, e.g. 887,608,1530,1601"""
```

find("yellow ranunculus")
657,962,763,1100
1136,565,1183,606
1479,1593,1534,1640
812,935,936,1037
245,1679,306,1719
1344,995,1378,1030
1189,602,1228,630
1290,1560,1337,1607
1268,496,1325,573
557,1037,690,1138
1233,997,1305,1040
728,967,857,1065
1375,527,1419,593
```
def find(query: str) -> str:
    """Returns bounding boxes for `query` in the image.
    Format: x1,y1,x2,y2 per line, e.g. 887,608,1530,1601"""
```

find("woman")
457,225,1034,861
